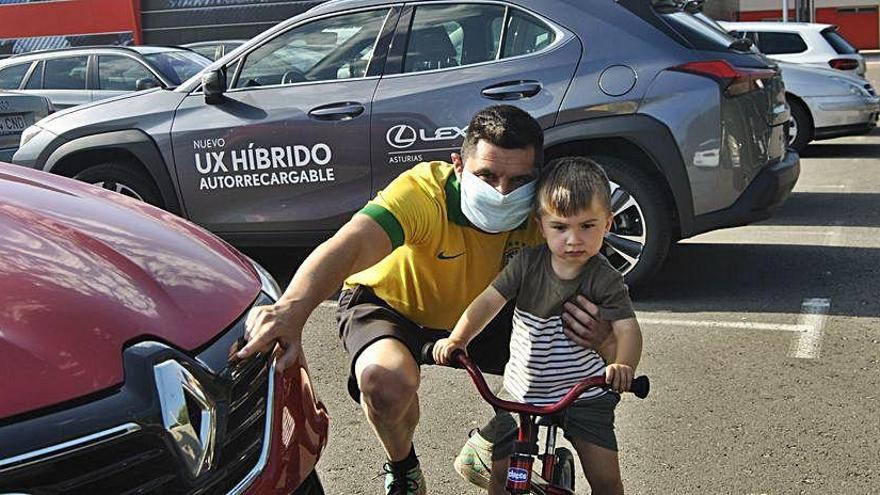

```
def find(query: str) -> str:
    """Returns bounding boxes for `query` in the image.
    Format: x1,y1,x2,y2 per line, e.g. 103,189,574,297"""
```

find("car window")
98,55,155,91
501,8,556,58
403,4,505,73
755,32,808,55
821,28,857,55
25,61,43,89
44,56,88,90
143,51,210,85
190,45,219,60
0,63,30,90
235,9,389,88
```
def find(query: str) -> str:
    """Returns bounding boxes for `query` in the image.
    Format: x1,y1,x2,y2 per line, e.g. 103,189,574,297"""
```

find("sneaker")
454,429,493,489
383,462,426,495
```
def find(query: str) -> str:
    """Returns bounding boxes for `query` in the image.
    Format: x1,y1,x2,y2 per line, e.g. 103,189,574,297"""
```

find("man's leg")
355,337,421,461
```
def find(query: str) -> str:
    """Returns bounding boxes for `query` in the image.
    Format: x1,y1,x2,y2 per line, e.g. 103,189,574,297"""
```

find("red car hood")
0,164,261,419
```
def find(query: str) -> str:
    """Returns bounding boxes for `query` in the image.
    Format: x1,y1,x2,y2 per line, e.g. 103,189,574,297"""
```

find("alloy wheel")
93,180,145,202
603,180,646,276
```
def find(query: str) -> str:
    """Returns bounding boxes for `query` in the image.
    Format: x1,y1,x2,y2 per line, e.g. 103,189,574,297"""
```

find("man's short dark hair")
461,105,544,168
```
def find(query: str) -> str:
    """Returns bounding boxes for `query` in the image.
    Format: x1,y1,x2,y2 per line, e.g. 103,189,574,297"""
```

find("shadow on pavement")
634,242,880,318
758,192,880,228
801,142,880,159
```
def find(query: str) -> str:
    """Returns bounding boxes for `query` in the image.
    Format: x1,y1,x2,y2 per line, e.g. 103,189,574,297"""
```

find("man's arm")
238,214,392,370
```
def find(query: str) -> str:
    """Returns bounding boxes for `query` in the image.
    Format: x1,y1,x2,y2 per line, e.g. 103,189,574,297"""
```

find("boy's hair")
536,157,611,217
461,105,544,169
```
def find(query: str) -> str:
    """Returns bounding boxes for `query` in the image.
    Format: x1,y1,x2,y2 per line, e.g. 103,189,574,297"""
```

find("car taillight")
672,60,777,96
828,58,859,71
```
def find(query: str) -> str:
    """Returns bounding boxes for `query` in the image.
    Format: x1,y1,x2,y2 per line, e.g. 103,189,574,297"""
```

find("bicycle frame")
425,345,649,495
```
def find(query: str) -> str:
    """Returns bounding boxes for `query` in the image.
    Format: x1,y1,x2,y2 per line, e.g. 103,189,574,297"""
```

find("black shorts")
336,285,514,403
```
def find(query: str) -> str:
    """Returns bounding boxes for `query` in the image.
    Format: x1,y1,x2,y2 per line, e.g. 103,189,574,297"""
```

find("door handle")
481,81,542,100
308,102,365,121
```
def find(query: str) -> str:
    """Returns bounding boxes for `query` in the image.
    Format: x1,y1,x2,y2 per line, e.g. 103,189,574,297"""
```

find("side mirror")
202,68,227,105
135,77,161,91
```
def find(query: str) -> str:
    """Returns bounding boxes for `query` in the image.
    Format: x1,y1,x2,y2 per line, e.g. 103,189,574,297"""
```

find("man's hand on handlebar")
432,337,468,365
236,301,305,372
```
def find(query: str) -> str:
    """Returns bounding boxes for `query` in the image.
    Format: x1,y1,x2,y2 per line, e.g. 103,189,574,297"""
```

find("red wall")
0,0,142,44
739,8,879,50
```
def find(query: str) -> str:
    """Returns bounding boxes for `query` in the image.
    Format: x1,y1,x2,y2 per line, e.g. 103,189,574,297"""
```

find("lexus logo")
154,360,217,478
386,124,418,149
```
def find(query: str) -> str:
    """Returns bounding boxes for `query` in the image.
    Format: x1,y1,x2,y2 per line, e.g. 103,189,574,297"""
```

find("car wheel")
550,447,576,491
591,155,673,288
786,97,812,153
74,163,163,207
293,469,325,495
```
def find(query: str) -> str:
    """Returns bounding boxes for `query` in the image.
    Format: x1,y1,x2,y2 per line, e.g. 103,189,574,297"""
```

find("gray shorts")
482,391,620,460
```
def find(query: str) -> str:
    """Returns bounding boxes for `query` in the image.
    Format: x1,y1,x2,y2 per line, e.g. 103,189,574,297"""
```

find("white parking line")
319,300,338,308
638,317,807,333
790,298,831,359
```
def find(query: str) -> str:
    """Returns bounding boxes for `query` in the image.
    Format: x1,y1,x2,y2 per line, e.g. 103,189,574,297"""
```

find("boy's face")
538,198,613,264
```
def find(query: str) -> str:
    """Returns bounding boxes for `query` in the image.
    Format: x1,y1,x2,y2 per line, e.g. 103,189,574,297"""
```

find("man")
239,105,611,494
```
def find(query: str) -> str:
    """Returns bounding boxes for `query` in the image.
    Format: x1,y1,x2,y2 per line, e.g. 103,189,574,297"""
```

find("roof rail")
10,45,140,59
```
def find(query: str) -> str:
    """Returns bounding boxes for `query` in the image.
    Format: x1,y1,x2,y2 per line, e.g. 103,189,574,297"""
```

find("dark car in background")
0,162,329,494
12,0,799,287
183,40,248,61
0,91,51,161
0,45,210,109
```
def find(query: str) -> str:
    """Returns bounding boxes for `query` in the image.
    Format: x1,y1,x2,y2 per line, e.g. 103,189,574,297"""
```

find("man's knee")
358,363,418,413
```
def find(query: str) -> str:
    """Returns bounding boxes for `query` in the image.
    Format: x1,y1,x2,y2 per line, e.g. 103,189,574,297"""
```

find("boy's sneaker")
454,429,493,489
383,462,426,495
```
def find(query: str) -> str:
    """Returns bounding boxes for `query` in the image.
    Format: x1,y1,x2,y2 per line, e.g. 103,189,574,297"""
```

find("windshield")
144,51,211,85
661,11,738,51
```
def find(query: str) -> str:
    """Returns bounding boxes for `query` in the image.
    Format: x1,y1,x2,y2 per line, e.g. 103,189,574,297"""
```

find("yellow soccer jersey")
345,161,543,330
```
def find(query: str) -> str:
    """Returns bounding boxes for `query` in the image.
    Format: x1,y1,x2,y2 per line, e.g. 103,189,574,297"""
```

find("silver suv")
12,0,800,286
0,45,209,109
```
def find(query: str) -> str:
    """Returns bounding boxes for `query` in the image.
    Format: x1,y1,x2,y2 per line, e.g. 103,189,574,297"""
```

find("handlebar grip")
421,342,436,365
630,375,650,399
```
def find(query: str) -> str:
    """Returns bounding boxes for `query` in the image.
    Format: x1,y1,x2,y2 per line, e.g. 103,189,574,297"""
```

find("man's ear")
451,153,463,175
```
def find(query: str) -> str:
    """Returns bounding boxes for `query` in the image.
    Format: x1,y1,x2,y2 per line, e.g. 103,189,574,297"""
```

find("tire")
74,162,163,207
786,96,812,153
293,469,325,495
550,447,576,491
590,155,673,288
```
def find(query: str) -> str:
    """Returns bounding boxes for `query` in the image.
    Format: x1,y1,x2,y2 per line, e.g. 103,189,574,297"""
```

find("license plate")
0,113,30,135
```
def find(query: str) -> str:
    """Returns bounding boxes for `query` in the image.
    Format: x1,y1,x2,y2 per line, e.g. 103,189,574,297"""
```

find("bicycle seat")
536,413,565,428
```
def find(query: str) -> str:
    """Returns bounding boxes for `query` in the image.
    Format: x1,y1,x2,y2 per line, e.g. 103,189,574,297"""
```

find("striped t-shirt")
491,245,635,406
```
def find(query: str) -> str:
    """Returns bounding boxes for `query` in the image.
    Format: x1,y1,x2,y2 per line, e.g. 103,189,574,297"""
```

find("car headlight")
19,124,44,148
246,258,283,301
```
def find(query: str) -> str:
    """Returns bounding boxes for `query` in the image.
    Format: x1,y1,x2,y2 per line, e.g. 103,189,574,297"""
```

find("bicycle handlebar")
422,343,649,416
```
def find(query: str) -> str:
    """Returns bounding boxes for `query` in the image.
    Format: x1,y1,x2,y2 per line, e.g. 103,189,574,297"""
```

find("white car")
719,21,865,78
0,91,51,162
777,61,878,152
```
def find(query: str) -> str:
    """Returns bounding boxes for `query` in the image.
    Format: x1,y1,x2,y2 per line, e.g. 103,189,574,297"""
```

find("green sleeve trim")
359,203,405,249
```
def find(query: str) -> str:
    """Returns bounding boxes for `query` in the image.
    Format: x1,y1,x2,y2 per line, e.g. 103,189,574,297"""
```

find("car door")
370,2,581,191
30,56,92,109
93,54,160,101
170,7,398,237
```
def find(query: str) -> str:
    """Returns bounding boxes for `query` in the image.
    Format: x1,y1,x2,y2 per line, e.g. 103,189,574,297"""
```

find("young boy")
433,156,643,495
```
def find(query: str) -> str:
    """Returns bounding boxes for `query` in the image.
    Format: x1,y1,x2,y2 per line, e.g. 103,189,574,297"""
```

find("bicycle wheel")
550,447,575,491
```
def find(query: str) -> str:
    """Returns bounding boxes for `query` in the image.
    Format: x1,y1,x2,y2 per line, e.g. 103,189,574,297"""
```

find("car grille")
0,354,271,495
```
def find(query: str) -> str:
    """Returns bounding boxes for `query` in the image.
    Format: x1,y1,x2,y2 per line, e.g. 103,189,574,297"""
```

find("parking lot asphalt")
248,65,880,494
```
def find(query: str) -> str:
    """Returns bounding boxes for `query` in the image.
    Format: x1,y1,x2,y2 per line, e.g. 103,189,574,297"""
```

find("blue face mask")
459,168,536,234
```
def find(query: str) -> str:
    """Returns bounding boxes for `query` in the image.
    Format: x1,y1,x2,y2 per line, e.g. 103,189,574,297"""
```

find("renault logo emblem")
154,360,217,478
